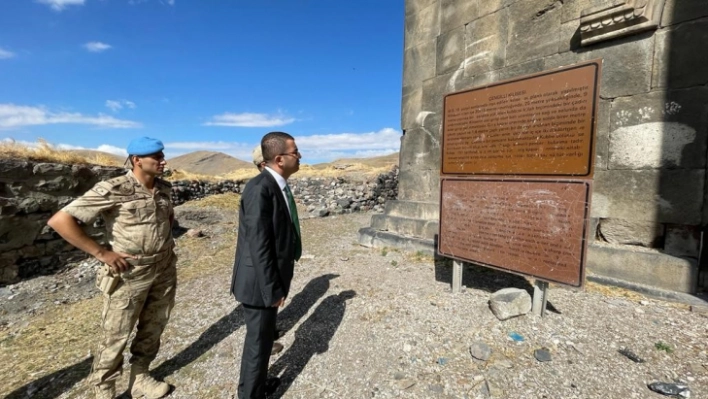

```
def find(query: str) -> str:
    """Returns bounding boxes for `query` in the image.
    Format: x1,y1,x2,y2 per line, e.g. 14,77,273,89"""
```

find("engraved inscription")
438,179,589,286
442,63,598,176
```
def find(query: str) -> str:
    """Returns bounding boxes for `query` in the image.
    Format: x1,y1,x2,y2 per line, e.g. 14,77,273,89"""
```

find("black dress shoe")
265,377,281,395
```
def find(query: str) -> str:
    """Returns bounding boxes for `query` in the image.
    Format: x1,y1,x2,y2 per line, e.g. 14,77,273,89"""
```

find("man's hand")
95,249,136,273
272,297,285,308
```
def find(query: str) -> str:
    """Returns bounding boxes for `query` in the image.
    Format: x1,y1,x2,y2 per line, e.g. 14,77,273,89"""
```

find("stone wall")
360,0,708,294
0,159,398,284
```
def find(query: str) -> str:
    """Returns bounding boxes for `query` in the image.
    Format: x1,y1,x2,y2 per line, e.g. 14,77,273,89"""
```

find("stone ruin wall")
0,159,398,284
382,0,708,293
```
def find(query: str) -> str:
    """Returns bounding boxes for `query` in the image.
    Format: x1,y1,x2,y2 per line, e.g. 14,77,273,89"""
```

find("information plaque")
438,178,591,287
441,61,600,176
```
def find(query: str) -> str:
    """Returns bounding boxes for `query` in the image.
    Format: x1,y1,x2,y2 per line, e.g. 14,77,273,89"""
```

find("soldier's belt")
126,250,171,266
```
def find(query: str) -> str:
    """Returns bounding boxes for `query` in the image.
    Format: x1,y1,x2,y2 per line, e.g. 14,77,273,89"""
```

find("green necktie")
284,185,302,261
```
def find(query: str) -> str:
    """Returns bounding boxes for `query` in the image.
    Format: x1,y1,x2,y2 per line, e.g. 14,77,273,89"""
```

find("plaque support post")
532,280,549,317
452,260,463,293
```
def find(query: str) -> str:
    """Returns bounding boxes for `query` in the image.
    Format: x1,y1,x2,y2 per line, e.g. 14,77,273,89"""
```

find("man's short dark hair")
261,131,294,163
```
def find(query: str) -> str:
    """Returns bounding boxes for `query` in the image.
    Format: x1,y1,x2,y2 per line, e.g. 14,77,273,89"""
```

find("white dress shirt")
264,166,291,216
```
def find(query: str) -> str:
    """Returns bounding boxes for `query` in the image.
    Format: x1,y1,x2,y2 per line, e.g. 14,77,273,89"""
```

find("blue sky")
0,0,404,164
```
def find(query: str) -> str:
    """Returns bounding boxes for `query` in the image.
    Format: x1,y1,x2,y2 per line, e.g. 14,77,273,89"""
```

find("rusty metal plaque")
442,61,601,176
438,178,591,287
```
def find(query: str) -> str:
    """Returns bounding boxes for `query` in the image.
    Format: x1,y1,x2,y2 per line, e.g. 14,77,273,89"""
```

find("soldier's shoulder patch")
102,175,135,196
91,181,113,197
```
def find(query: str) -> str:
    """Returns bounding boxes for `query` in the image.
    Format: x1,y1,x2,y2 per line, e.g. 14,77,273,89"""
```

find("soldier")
47,137,176,399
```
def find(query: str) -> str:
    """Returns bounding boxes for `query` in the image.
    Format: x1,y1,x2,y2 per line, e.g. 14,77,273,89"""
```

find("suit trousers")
238,304,278,399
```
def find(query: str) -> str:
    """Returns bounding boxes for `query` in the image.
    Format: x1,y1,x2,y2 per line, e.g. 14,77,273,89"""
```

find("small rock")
489,288,532,320
403,344,412,352
8,294,17,300
648,382,690,398
640,300,650,306
437,357,448,365
496,359,514,369
340,257,349,261
393,371,406,380
428,384,444,393
469,342,493,361
618,348,645,363
186,229,204,238
534,348,552,362
394,378,416,390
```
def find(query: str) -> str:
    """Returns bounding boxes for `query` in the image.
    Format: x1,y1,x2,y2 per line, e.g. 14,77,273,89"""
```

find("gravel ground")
2,210,707,399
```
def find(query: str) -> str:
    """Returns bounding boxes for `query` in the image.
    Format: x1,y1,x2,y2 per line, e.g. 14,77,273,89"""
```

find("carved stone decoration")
579,0,666,46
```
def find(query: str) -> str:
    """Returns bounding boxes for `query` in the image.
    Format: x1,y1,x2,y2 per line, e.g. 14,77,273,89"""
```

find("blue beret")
127,137,164,156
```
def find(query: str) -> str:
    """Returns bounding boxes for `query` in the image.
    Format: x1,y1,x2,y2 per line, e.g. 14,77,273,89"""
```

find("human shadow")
268,290,357,398
5,274,338,399
4,357,93,399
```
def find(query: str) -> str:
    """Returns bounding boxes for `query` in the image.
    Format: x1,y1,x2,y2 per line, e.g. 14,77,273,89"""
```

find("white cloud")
37,0,85,11
165,128,402,163
1,138,129,157
0,103,142,129
0,48,16,59
204,112,296,128
166,0,175,5
105,99,136,112
84,41,112,53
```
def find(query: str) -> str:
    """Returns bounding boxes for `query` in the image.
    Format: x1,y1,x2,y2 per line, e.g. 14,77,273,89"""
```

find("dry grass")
0,139,121,167
182,193,241,211
166,169,223,182
219,164,395,181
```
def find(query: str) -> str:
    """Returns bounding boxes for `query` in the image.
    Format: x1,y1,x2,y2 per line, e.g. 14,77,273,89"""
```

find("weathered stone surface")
398,169,439,202
464,9,508,77
478,0,518,18
664,225,700,258
405,0,437,16
384,200,440,220
561,0,607,23
469,342,493,361
440,0,478,33
370,214,438,239
506,0,561,66
587,243,698,293
489,288,532,320
0,159,33,180
661,0,708,26
610,88,708,169
405,2,440,49
559,20,582,53
436,26,464,76
422,72,456,116
34,175,78,193
598,218,664,247
582,32,654,98
595,99,610,170
33,163,70,175
498,58,545,81
0,216,45,252
592,169,704,225
400,128,441,169
652,18,708,89
403,39,437,97
401,88,423,131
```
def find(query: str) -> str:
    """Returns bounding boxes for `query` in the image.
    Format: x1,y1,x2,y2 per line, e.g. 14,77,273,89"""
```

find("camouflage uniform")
62,170,176,389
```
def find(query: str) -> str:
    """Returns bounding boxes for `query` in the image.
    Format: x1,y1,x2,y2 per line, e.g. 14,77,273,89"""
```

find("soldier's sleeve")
61,181,117,224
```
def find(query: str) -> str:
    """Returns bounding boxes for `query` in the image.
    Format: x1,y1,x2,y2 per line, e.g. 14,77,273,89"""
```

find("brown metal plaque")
438,178,590,287
442,61,601,176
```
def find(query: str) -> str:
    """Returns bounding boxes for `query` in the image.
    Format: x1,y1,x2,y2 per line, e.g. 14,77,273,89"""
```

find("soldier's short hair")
261,131,294,163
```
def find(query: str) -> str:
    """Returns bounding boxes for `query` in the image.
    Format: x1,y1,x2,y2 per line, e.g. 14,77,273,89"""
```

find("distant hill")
313,152,399,169
167,151,253,176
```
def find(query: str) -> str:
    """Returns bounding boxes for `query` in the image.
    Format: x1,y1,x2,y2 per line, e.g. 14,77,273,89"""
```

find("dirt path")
1,208,707,399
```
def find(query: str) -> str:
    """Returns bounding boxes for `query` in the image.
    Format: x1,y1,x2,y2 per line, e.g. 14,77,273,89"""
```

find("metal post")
532,280,549,317
452,260,463,293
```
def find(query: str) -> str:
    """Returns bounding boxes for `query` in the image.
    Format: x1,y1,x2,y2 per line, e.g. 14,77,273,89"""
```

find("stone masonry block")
464,9,508,77
595,99,610,170
402,88,423,131
592,169,704,225
661,0,708,26
581,32,653,98
598,218,664,247
398,168,440,202
436,26,464,76
405,2,440,49
506,0,562,66
400,128,442,170
403,39,437,97
561,0,608,23
440,0,478,33
423,72,457,116
406,0,438,16
559,20,582,53
664,224,700,258
610,88,708,169
652,19,708,89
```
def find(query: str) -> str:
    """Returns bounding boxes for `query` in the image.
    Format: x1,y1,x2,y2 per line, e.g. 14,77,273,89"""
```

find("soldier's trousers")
88,252,177,387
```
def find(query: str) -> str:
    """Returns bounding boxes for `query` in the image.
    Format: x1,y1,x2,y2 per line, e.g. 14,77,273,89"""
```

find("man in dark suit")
231,131,302,399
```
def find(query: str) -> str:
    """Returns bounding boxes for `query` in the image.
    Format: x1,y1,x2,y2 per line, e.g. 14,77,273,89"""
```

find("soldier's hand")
95,249,136,273
272,297,285,308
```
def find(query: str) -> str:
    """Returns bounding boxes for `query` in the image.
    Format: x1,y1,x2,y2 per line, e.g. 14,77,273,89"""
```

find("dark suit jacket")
231,169,297,307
